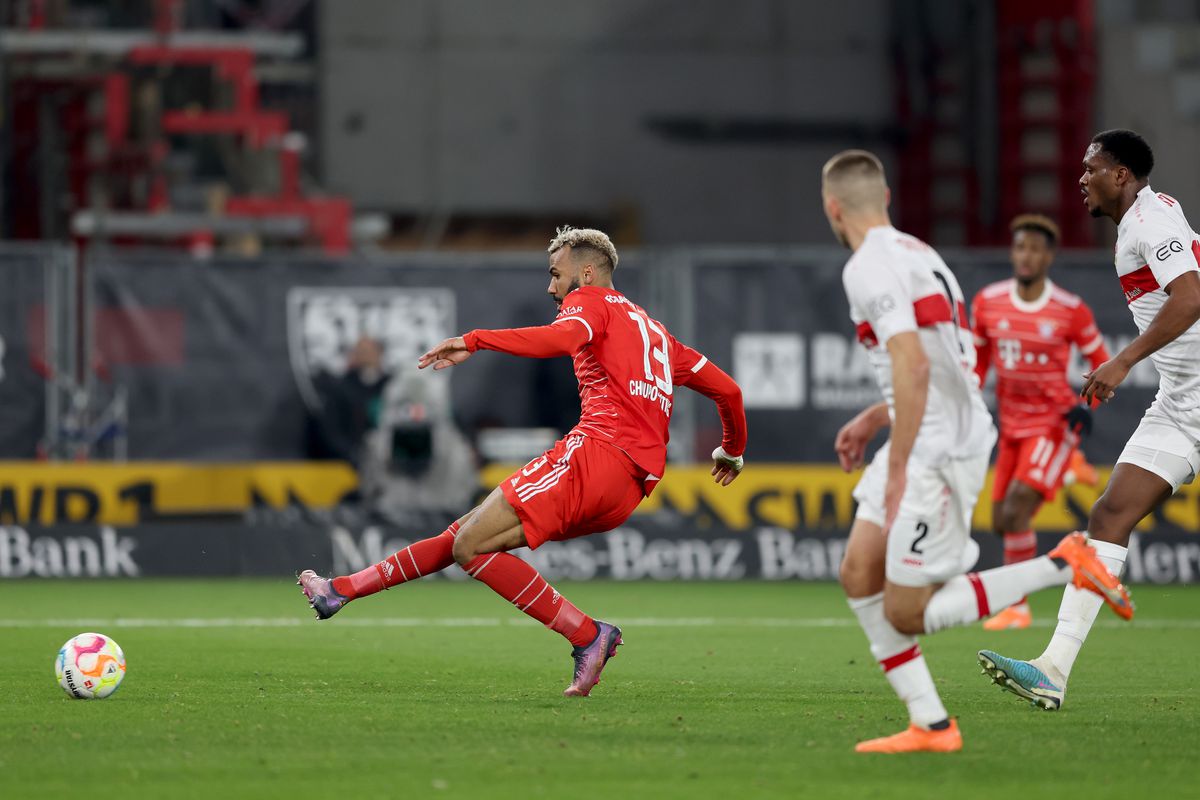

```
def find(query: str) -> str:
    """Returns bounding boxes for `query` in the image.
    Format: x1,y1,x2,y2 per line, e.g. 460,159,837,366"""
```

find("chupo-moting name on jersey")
628,379,672,413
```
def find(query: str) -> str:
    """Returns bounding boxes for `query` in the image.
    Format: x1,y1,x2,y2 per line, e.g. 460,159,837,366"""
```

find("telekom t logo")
997,338,1021,369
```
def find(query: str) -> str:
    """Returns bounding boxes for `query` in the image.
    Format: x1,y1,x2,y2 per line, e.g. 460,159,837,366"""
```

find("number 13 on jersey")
625,310,674,415
628,311,673,396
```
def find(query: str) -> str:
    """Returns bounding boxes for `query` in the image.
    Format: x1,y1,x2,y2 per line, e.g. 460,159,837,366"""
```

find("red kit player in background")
297,226,748,697
972,214,1109,630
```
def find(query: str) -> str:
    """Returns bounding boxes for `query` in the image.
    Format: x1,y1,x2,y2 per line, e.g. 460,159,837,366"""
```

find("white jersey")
843,225,994,465
1115,185,1200,421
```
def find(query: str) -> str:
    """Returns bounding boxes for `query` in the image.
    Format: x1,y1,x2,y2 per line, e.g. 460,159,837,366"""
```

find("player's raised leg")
880,449,1128,644
451,484,619,698
904,530,1130,637
981,461,1168,709
297,513,472,619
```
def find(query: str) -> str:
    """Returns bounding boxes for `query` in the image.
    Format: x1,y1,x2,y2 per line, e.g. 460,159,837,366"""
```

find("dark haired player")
296,226,748,698
980,129,1200,709
972,214,1110,630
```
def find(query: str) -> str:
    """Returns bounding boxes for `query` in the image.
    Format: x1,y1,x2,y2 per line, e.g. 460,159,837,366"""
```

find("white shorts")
853,442,988,587
1116,401,1200,493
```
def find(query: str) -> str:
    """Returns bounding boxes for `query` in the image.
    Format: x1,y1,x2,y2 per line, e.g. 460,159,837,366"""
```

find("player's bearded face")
547,249,582,308
547,264,582,308
554,276,582,307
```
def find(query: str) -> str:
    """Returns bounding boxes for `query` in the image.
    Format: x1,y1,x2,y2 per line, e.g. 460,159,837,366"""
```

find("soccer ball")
55,632,126,699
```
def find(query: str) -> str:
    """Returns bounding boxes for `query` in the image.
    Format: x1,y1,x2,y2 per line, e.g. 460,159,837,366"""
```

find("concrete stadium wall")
318,0,894,244
1096,3,1200,238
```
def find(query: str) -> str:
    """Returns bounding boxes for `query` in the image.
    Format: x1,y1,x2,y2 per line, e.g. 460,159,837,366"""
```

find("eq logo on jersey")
866,294,896,318
1154,239,1184,262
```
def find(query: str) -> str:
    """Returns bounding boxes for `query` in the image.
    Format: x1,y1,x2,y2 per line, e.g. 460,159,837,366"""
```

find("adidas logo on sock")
381,560,394,580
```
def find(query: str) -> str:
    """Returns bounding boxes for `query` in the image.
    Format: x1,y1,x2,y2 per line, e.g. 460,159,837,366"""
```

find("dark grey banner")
91,252,652,460
688,252,1159,463
2,522,1194,584
90,248,1152,464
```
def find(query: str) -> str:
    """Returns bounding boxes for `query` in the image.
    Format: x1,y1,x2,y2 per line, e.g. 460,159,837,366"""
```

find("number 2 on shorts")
911,521,929,555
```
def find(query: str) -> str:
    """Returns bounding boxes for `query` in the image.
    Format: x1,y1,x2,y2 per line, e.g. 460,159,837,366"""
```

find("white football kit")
843,225,996,587
1113,185,1200,491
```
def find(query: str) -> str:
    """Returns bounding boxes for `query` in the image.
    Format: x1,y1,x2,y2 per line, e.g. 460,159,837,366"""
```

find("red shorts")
992,430,1077,503
501,434,648,550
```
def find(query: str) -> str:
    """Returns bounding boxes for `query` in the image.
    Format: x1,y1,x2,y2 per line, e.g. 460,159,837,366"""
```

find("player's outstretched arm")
459,320,592,360
1082,271,1200,403
419,318,595,369
418,336,472,371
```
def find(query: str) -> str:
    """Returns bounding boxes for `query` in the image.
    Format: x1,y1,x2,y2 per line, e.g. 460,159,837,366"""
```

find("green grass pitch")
1,579,1197,799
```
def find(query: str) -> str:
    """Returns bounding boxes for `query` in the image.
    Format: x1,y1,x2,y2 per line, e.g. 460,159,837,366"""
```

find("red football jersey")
466,285,746,487
972,279,1109,440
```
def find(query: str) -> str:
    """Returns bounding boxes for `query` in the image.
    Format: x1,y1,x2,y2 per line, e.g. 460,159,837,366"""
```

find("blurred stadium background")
8,3,1200,798
2,0,1199,586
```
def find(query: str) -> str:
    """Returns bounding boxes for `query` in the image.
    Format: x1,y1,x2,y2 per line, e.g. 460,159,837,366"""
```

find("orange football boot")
982,603,1032,631
855,719,962,754
1065,449,1099,487
1049,532,1134,620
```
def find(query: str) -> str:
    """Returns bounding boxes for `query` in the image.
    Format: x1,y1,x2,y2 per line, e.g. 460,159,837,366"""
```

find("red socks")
464,551,597,647
328,520,599,648
1002,530,1038,605
332,521,460,599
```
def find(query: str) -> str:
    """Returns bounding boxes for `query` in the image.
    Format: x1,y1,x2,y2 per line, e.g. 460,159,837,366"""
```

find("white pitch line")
0,616,1198,630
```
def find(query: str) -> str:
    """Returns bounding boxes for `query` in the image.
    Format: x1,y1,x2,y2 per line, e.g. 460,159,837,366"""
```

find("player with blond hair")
824,150,1131,753
298,226,748,697
972,213,1110,630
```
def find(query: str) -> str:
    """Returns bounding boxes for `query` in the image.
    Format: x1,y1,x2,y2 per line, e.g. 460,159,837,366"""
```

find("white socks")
923,557,1070,634
1040,538,1129,679
847,593,947,728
